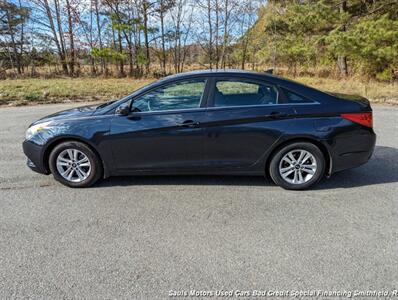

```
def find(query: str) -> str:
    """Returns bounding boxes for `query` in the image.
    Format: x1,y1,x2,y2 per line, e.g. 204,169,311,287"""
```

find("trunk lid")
327,92,371,110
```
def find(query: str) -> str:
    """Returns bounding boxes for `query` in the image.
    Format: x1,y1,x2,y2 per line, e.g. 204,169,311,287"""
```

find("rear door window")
214,80,278,107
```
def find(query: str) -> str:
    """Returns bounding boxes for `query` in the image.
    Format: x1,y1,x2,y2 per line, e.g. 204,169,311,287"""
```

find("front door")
109,78,209,171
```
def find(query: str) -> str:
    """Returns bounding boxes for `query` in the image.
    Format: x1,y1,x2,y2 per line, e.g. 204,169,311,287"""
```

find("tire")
269,142,325,190
49,141,102,188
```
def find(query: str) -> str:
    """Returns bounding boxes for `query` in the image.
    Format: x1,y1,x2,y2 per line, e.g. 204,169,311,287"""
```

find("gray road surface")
0,103,397,299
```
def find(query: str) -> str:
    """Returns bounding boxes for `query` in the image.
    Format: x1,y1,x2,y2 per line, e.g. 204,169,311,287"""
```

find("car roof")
159,69,318,93
163,69,277,80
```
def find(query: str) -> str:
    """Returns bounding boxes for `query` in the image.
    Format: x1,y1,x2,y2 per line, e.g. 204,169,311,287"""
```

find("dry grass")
0,78,153,106
294,77,398,104
0,76,397,106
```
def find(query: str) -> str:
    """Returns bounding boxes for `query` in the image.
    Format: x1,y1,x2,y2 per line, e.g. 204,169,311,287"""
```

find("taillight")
341,112,373,128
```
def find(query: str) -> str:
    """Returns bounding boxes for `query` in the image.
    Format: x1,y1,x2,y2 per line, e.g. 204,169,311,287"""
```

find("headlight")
25,121,52,140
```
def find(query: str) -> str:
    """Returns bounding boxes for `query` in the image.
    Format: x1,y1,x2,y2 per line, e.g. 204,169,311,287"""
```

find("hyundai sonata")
23,70,376,189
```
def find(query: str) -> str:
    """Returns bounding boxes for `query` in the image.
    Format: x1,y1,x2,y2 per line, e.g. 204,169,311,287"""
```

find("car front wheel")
49,141,102,188
269,142,325,190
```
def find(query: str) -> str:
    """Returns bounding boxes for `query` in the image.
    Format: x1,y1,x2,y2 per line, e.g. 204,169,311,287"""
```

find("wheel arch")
42,136,108,178
265,137,332,178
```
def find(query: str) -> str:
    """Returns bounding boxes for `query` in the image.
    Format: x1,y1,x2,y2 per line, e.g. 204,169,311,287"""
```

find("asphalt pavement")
0,103,397,299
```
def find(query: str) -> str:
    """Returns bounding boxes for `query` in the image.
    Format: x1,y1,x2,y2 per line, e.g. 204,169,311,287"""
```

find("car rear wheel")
269,142,325,190
49,141,102,188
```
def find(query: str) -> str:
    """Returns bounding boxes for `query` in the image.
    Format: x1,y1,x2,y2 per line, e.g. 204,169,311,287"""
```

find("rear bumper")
22,140,49,175
330,128,376,173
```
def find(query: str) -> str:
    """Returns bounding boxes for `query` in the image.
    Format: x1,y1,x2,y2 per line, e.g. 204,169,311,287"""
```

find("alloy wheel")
56,148,91,183
278,149,317,185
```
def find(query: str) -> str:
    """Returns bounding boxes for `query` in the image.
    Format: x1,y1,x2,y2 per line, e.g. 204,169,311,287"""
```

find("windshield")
96,100,116,109
96,77,180,113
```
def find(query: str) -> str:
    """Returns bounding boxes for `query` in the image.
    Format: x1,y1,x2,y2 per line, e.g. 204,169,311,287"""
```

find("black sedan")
23,70,376,190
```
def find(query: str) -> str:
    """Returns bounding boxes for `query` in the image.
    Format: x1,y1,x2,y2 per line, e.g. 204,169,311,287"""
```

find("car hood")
32,104,98,125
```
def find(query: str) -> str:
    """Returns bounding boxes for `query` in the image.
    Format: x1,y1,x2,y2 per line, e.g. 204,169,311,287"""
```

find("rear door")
203,77,296,170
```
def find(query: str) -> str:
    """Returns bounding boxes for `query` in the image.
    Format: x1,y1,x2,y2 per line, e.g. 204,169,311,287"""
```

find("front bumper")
22,140,49,175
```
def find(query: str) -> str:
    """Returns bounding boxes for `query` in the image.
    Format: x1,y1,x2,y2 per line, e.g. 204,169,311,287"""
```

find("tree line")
241,0,398,81
1,0,397,81
0,0,259,78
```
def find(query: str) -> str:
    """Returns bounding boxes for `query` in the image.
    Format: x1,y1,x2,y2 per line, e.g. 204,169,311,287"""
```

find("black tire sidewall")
269,142,325,190
49,141,102,188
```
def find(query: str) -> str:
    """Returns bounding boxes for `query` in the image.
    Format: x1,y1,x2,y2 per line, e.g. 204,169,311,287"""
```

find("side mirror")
115,102,130,116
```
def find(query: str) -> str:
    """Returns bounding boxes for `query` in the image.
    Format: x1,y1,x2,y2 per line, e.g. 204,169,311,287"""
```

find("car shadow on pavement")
97,174,269,188
95,146,398,190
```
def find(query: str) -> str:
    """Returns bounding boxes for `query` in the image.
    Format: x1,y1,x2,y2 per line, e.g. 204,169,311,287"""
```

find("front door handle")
178,120,200,128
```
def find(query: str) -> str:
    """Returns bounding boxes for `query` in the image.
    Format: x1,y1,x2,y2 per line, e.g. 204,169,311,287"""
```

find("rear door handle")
268,111,288,119
178,120,200,128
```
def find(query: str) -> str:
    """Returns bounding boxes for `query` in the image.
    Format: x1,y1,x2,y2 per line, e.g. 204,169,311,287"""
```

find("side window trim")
129,77,210,114
208,76,279,108
277,85,319,104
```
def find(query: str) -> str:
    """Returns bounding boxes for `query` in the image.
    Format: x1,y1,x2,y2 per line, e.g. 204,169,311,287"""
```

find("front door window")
132,79,207,112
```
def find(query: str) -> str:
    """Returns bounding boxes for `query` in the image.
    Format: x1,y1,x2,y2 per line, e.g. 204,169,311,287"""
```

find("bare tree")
140,0,158,74
0,0,29,75
196,0,214,69
65,0,75,75
155,0,174,75
34,0,69,74
93,0,105,74
219,0,232,68
1,0,264,78
235,0,258,69
214,0,220,68
54,0,68,74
